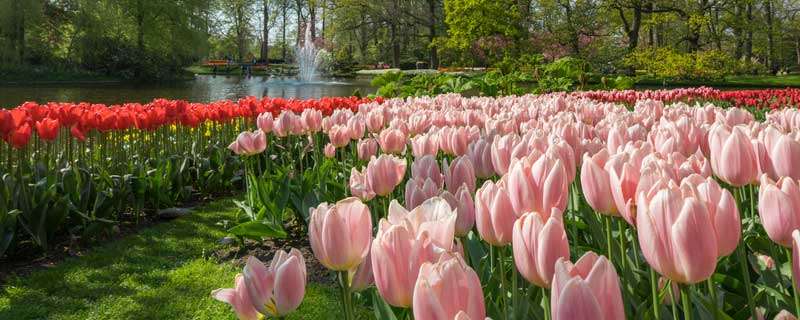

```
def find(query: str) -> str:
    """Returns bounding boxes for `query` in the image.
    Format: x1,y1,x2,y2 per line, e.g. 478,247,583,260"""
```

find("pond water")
0,75,376,108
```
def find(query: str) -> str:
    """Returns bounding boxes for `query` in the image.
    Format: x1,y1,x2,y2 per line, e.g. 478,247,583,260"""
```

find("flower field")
5,88,800,319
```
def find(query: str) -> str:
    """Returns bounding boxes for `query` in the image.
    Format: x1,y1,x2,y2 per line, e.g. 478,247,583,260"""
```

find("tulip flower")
211,274,260,320
241,249,306,317
792,230,800,291
357,138,378,161
637,186,718,284
405,177,440,210
350,251,374,292
256,112,273,133
324,143,336,158
302,109,323,133
371,222,435,307
349,168,376,201
228,130,267,156
412,133,440,158
366,154,407,197
328,125,351,148
759,175,800,247
35,118,60,141
468,137,495,178
770,135,800,180
709,125,759,186
413,253,486,320
506,154,569,217
386,197,457,251
580,149,616,215
680,174,740,257
443,156,476,194
551,252,625,320
440,185,476,237
378,128,407,154
512,209,570,288
411,155,444,188
475,180,517,246
308,198,372,271
491,134,520,175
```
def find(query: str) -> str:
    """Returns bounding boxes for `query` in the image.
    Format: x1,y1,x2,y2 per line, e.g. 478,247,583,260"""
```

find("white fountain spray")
295,23,323,82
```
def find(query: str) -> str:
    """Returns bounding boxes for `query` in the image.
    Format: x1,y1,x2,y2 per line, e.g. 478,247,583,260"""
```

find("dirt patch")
213,221,335,285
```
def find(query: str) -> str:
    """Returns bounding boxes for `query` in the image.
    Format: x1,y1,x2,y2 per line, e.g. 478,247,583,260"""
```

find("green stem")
618,219,628,273
542,287,551,320
681,285,692,320
707,279,718,316
650,267,661,320
749,185,756,221
497,246,508,320
787,248,800,317
736,245,757,320
338,271,353,320
668,281,678,320
512,259,518,320
604,215,613,263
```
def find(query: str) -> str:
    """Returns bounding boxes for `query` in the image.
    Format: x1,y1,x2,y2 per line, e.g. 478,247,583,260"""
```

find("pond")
0,75,376,108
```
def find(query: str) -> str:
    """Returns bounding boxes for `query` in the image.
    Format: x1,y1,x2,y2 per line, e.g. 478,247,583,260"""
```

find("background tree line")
1,0,799,80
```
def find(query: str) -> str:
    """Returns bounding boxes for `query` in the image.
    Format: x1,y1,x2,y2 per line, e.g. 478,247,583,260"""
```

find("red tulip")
35,118,60,141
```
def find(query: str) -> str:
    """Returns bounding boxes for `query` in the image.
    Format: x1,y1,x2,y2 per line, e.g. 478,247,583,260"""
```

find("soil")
213,220,334,285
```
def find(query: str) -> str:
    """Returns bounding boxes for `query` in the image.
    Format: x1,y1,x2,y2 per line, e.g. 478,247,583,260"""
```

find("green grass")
0,199,365,320
635,74,800,88
724,74,800,87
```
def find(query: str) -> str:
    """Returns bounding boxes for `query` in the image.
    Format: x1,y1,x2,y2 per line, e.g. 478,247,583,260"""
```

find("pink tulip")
256,112,273,133
371,213,450,307
637,186,718,284
771,135,800,179
350,251,374,292
308,198,372,271
440,185,476,237
413,253,486,320
405,177,440,210
366,154,407,196
580,149,616,215
491,134,519,175
475,180,517,246
468,137,495,178
759,175,800,247
412,133,440,158
756,253,776,270
411,155,444,188
379,128,407,154
506,154,569,217
301,109,322,133
709,125,759,186
366,110,385,133
328,125,351,148
273,111,299,137
211,274,260,320
349,168,376,201
443,156,476,194
680,175,740,257
775,310,798,320
606,154,641,226
347,114,366,139
323,143,336,158
242,249,306,316
512,209,570,288
551,252,625,320
386,197,457,251
228,130,267,156
357,138,378,161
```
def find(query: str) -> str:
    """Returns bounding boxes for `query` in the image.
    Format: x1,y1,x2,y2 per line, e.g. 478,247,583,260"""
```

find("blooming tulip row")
215,92,800,320
577,87,800,110
0,96,377,258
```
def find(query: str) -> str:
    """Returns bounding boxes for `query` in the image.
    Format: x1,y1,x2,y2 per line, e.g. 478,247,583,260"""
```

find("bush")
625,48,738,81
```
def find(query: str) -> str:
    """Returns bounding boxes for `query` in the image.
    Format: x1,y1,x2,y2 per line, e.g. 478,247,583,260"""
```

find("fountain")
295,24,324,82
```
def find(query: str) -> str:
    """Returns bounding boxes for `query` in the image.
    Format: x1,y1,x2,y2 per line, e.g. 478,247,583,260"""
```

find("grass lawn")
0,199,365,320
725,74,800,87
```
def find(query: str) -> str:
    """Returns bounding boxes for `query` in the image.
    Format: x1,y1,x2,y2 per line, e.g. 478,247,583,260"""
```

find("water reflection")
0,75,376,108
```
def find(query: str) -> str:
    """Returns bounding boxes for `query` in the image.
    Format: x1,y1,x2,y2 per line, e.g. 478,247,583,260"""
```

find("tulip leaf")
227,221,287,239
371,290,398,320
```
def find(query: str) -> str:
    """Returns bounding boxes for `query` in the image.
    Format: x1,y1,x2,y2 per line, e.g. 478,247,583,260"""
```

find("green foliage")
0,199,365,319
625,48,738,81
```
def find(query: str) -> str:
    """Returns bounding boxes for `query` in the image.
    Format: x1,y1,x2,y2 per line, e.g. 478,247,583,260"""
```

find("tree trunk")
733,3,743,59
136,0,144,52
390,23,400,67
282,1,287,61
308,0,316,40
628,6,641,52
796,37,800,68
428,0,438,69
745,3,753,62
14,0,25,63
261,0,270,62
765,0,775,72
